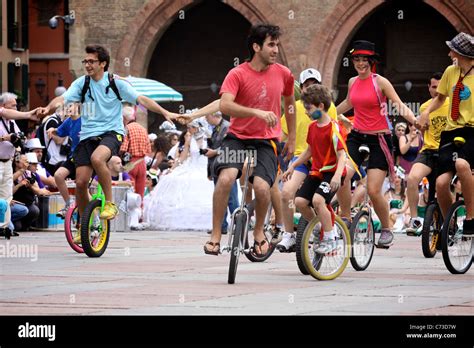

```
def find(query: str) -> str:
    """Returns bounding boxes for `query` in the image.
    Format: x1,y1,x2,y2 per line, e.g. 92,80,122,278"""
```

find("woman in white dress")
144,119,215,231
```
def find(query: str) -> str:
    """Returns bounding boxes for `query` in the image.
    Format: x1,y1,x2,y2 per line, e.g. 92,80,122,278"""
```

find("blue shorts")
290,156,310,175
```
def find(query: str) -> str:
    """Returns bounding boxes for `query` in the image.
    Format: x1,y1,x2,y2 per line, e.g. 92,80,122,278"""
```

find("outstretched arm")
137,95,175,124
0,107,38,122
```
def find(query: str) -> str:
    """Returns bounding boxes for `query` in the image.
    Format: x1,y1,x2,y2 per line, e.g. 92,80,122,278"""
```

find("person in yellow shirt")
406,72,449,234
277,68,344,252
419,32,474,235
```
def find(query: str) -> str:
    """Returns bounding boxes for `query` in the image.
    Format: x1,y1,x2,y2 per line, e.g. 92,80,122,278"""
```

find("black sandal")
253,239,269,257
203,241,220,255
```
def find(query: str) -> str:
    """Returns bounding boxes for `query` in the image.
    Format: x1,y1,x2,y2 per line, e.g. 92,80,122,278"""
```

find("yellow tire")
301,215,351,280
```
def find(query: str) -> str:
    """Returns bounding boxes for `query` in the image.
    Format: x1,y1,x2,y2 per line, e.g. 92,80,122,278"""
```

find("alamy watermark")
380,100,421,118
216,148,258,166
0,242,38,261
55,102,96,119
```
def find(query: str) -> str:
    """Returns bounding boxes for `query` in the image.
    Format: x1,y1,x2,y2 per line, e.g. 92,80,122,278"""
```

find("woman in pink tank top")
336,40,418,248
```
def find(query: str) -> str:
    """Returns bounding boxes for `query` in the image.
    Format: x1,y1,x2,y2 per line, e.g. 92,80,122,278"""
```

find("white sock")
324,228,335,240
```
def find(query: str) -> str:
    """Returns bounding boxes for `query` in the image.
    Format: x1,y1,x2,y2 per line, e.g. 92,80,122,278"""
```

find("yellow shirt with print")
419,97,449,151
437,65,474,131
281,100,338,156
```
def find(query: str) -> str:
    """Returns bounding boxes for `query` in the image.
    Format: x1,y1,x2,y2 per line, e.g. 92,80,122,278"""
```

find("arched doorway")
146,0,251,133
334,0,458,118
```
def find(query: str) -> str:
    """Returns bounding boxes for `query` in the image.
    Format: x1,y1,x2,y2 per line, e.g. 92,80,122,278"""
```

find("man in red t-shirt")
283,84,346,254
204,24,296,256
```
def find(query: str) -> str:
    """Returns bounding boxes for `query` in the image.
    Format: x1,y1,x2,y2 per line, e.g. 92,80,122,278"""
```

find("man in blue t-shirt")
39,44,176,224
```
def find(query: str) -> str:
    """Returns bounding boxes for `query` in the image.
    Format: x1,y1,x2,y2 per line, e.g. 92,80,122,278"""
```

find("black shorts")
59,157,76,179
73,131,123,168
212,133,278,187
347,130,393,171
413,149,438,171
438,127,474,176
296,172,342,206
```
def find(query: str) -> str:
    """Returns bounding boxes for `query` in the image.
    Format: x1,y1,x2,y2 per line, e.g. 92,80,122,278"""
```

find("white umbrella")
125,76,183,102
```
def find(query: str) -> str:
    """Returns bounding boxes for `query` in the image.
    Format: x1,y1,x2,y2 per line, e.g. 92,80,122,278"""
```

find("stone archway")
114,0,295,77
305,0,473,90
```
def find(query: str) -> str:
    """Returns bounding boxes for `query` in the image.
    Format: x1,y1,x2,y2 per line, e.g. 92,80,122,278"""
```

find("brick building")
4,0,474,132
67,0,473,131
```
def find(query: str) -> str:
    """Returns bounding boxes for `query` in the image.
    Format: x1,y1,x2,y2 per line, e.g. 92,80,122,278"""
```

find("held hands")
28,108,40,122
162,111,176,125
417,113,429,131
36,107,48,118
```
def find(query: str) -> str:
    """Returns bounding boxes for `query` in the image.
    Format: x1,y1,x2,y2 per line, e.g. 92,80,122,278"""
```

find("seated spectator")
144,169,158,196
94,156,133,187
12,154,51,231
25,138,56,190
145,134,172,171
398,123,423,174
385,167,409,232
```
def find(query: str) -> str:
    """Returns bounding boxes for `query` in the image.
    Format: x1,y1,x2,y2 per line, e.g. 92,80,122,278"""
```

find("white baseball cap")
299,68,322,85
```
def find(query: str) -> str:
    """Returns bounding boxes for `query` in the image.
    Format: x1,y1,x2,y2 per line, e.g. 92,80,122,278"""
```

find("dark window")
7,62,29,106
7,0,29,50
0,1,3,46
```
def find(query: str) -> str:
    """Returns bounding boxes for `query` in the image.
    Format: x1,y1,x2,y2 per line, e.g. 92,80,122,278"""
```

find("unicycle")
64,202,83,254
299,204,351,280
224,146,273,283
441,199,473,274
349,144,376,270
80,183,110,258
421,202,442,258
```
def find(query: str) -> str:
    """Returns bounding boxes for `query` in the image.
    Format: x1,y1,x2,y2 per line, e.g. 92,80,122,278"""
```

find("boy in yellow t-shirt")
406,73,449,234
419,32,474,235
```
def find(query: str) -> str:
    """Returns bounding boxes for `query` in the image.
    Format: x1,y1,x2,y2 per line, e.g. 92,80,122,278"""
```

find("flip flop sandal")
253,239,269,257
203,241,220,255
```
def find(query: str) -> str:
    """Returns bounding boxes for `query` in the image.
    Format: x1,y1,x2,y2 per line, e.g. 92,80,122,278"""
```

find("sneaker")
276,232,296,252
377,229,394,248
99,202,119,220
315,238,337,255
462,219,474,236
56,206,69,219
406,218,422,236
130,224,146,231
271,225,283,245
